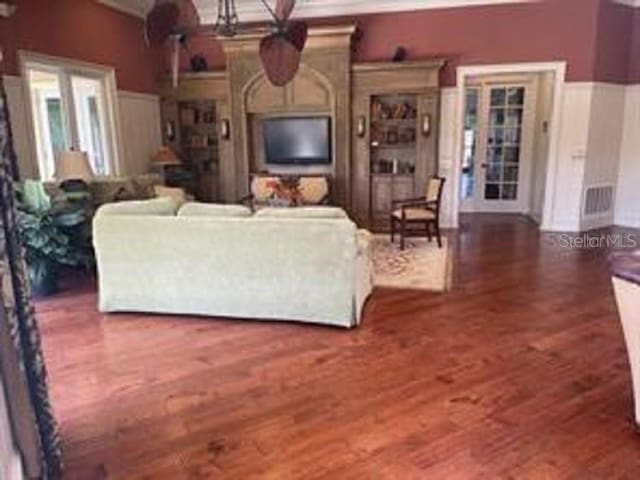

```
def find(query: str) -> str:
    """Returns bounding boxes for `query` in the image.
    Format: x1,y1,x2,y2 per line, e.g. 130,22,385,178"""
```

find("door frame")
460,76,538,213
450,62,567,230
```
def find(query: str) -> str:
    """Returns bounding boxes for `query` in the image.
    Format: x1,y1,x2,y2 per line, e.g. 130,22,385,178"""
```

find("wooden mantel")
217,25,356,207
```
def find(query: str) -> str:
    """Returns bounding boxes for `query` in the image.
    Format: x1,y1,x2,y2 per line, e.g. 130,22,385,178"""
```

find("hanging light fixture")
215,0,239,37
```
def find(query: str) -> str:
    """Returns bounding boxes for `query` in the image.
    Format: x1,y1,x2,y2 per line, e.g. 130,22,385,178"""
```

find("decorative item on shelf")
400,127,416,144
180,107,196,125
56,149,94,192
220,118,230,140
422,113,431,136
392,46,407,62
386,126,399,145
190,53,208,72
357,116,366,138
371,100,384,121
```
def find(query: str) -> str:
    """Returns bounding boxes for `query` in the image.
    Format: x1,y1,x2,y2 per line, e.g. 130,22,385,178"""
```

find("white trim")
195,0,534,23
450,62,567,230
612,0,640,7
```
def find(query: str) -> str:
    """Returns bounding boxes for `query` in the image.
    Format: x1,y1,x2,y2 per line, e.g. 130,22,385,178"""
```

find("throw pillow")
154,185,187,208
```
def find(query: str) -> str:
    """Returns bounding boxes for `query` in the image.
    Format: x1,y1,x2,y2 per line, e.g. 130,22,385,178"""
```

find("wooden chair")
390,177,446,250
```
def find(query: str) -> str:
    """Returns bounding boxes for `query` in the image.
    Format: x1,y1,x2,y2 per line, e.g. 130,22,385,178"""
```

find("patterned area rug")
371,234,452,292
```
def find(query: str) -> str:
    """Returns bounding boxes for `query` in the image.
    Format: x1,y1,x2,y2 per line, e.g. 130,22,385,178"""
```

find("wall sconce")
220,119,230,140
421,113,431,137
357,116,366,138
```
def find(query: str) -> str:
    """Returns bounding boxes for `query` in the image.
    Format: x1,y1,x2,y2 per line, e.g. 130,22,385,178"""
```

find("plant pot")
28,261,59,297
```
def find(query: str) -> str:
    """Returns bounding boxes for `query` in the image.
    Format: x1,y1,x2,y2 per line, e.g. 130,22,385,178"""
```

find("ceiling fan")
145,0,308,88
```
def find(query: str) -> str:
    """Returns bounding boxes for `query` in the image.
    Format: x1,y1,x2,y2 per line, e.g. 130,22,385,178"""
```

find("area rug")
371,234,453,292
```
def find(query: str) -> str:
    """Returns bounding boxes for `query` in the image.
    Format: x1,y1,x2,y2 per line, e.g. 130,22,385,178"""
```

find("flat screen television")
263,116,332,165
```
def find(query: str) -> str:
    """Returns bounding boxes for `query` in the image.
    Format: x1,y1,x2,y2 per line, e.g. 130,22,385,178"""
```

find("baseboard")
615,219,640,229
581,214,615,232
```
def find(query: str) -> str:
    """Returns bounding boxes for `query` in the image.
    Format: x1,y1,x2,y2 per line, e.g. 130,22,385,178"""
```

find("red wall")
593,0,636,84
174,0,639,86
0,0,164,93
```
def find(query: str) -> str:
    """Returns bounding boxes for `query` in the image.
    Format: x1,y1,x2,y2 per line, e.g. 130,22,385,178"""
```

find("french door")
460,80,536,213
25,57,117,180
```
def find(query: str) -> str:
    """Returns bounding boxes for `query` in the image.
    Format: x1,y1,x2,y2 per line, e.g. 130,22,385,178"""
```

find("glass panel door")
484,86,525,202
71,75,111,175
27,68,70,180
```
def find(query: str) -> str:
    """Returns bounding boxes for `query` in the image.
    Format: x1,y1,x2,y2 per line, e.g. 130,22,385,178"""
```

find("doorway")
449,62,566,230
459,75,537,214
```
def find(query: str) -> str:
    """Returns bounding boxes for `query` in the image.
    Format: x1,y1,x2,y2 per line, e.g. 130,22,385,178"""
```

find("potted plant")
16,181,92,296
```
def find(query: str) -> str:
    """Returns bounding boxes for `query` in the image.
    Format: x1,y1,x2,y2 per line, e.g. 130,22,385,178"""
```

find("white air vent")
583,184,614,217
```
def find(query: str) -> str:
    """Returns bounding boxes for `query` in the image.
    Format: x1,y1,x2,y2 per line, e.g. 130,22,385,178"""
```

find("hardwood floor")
37,214,640,479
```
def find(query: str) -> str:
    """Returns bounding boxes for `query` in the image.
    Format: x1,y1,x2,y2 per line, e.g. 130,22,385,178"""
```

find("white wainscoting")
543,82,594,232
438,87,458,228
0,375,24,480
580,83,626,231
3,75,38,179
615,85,640,228
117,91,162,176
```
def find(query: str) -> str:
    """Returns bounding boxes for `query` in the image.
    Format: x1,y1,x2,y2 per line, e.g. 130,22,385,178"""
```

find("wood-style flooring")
37,214,640,479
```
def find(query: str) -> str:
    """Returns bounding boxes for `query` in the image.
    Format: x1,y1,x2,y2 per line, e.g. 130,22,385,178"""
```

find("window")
23,54,119,180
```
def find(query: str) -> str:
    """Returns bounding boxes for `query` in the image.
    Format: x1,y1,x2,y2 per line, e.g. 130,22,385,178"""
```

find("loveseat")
93,199,372,328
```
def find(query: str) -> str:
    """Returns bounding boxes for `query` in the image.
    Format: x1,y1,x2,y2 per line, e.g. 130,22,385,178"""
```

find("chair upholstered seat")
390,176,446,249
392,208,436,221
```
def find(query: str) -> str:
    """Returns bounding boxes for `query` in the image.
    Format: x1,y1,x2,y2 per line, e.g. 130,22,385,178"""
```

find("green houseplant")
17,180,93,296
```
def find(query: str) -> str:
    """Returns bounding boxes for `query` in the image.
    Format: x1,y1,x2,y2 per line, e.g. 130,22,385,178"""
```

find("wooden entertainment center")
159,25,444,230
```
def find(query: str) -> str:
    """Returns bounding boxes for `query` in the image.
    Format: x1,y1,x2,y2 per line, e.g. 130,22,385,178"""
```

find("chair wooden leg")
390,217,395,243
400,218,406,250
435,221,442,248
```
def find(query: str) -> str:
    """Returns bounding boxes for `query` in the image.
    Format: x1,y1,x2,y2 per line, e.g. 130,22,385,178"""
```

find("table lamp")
151,147,182,166
56,150,94,192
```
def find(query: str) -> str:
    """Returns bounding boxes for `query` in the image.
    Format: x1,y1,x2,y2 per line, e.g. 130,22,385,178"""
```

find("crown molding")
96,0,553,22
612,0,640,6
196,0,533,24
96,0,154,18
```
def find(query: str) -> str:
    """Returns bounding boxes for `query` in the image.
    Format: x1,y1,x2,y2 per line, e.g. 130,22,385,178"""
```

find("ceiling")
97,0,547,24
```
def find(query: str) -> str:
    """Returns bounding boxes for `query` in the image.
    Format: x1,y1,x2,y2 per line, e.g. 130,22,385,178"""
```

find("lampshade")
56,150,94,182
151,146,182,166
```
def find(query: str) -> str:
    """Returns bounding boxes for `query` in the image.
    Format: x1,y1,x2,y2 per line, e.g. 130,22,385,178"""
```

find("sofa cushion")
178,203,253,218
255,206,347,219
96,197,177,217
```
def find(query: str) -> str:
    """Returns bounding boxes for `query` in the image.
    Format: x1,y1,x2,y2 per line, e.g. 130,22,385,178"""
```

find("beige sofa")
93,199,373,328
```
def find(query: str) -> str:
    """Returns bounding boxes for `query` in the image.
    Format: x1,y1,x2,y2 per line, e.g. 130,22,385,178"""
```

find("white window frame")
20,51,122,180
